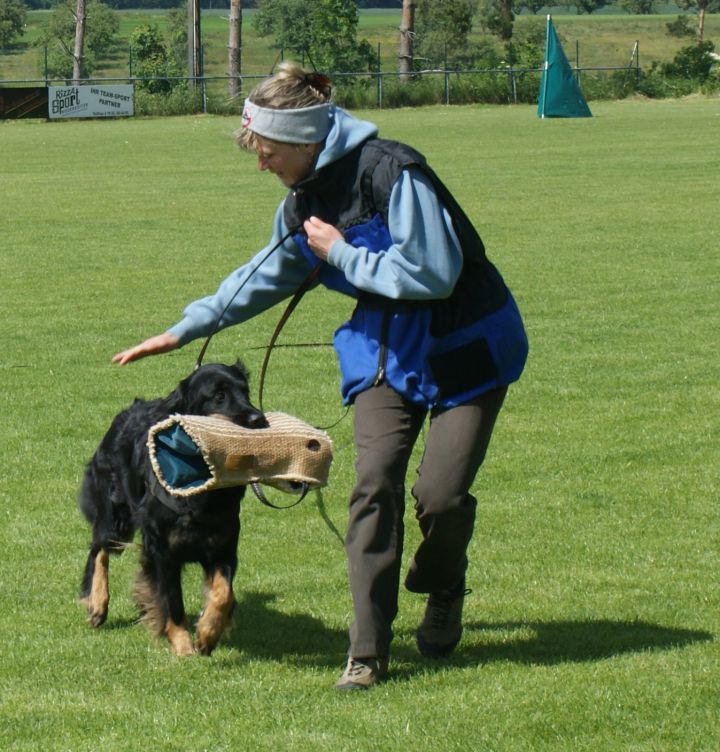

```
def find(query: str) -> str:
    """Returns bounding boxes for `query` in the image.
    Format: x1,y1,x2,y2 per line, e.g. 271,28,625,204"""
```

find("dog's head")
166,361,268,429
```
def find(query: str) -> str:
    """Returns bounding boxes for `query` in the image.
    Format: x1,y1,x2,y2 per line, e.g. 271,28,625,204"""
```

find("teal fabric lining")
154,424,212,490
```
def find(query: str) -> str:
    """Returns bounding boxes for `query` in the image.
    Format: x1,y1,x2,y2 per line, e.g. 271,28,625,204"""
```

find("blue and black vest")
284,138,528,408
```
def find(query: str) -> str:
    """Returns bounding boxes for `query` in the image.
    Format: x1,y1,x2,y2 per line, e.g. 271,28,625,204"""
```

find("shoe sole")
336,681,371,691
416,630,461,658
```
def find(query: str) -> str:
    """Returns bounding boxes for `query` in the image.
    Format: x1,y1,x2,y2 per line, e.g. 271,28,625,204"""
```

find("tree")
39,0,119,80
676,0,720,43
228,0,242,97
253,0,315,60
72,0,86,84
309,0,375,73
0,0,27,48
572,0,611,13
618,0,657,13
505,16,545,68
166,6,188,68
187,0,201,85
477,0,514,42
130,23,183,93
416,0,485,67
398,0,415,81
514,0,545,14
253,0,375,74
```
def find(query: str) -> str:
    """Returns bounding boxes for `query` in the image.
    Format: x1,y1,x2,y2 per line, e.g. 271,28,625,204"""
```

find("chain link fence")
1,36,642,116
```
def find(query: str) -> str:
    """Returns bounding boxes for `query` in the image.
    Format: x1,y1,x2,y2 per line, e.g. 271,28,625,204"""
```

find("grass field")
1,98,719,750
2,7,720,84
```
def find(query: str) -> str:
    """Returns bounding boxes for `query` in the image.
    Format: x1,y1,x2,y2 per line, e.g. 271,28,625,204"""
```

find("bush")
636,63,697,98
665,15,695,40
133,86,202,116
580,70,640,101
662,41,716,82
333,70,524,109
128,36,720,114
454,70,516,104
130,24,183,94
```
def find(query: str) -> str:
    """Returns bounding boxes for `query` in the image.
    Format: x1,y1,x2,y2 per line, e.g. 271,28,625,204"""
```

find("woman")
114,63,528,690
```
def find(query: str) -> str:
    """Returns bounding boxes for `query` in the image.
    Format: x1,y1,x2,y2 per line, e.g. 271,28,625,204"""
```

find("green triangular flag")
537,16,592,119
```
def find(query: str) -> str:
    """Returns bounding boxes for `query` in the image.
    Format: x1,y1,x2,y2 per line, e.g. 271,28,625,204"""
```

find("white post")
540,14,552,120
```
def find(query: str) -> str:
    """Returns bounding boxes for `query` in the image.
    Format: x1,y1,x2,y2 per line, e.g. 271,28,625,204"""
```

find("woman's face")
254,136,317,188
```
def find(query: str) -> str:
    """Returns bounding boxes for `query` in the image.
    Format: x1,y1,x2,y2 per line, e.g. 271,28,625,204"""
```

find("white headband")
241,99,333,144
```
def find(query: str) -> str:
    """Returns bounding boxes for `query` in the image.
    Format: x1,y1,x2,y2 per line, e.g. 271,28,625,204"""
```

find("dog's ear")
163,376,189,413
233,360,250,381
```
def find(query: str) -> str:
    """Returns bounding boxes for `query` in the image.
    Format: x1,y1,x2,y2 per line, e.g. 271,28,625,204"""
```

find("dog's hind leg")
196,564,236,656
135,555,196,656
78,468,135,628
80,546,110,627
163,570,196,656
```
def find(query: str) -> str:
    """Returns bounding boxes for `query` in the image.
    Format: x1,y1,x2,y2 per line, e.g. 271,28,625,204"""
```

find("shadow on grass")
225,591,348,667
93,591,346,666
393,618,713,672
226,597,713,674
94,596,713,675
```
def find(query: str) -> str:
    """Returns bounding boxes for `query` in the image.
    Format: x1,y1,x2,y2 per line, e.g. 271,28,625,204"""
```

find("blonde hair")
236,62,332,151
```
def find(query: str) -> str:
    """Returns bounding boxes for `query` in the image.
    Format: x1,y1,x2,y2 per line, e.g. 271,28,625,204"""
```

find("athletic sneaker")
416,579,470,658
335,657,388,690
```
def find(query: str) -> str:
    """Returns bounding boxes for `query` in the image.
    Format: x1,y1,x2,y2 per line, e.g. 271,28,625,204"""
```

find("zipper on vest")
373,310,390,386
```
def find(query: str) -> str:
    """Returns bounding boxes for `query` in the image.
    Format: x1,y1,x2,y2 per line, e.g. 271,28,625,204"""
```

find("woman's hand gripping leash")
303,216,343,262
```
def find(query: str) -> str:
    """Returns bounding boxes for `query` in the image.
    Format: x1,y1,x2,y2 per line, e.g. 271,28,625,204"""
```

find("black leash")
258,262,322,412
191,227,347,511
255,262,351,431
191,230,327,509
194,227,296,371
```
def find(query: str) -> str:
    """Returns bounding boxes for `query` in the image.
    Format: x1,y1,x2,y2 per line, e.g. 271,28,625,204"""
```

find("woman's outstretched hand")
112,332,180,365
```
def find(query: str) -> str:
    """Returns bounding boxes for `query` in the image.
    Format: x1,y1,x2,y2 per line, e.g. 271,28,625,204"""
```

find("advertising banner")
48,85,134,119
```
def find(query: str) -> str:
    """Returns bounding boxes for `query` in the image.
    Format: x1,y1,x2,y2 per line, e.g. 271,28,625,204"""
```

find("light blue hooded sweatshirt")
168,107,465,346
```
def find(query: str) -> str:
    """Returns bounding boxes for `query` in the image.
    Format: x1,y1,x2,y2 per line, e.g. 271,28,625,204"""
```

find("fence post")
200,43,207,114
444,44,449,105
576,40,581,83
376,43,382,109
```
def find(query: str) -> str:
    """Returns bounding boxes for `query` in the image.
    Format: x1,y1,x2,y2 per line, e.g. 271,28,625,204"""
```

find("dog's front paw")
80,596,108,628
166,620,197,656
170,639,197,657
195,634,218,657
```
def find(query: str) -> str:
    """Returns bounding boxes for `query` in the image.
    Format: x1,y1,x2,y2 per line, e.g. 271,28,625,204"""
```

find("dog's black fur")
79,361,267,656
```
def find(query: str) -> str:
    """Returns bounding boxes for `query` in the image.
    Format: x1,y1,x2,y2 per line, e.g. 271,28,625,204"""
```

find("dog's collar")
146,472,195,515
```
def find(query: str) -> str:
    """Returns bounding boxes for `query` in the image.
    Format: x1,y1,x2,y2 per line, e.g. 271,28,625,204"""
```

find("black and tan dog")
79,361,267,656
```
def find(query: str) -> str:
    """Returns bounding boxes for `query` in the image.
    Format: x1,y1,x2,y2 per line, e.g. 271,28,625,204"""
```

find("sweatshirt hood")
315,107,378,170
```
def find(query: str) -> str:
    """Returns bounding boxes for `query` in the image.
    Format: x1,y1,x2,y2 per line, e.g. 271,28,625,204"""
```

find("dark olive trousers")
345,381,507,659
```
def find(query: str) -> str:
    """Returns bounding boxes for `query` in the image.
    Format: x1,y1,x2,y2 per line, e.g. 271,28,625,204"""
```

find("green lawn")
1,98,718,750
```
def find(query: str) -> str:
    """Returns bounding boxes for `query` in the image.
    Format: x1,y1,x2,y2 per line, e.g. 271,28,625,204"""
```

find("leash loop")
258,263,322,411
250,481,311,510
